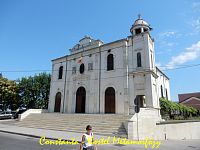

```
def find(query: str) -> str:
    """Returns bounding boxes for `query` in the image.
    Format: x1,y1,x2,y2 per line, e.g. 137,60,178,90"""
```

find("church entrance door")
105,87,115,113
54,92,61,112
76,87,86,113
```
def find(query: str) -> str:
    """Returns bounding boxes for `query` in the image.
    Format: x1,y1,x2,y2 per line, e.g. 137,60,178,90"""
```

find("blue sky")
0,0,200,101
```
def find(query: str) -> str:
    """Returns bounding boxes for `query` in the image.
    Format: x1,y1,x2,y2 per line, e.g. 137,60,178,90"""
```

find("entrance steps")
13,113,130,138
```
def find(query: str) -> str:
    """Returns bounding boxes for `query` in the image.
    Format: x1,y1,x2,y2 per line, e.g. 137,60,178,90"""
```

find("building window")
107,54,114,71
58,66,63,79
144,28,148,32
161,85,164,98
88,63,93,71
79,63,85,74
151,53,153,68
72,67,76,74
137,52,142,67
135,28,141,35
166,89,168,100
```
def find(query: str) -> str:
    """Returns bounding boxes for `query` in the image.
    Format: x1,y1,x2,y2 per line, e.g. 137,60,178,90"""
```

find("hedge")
159,98,199,120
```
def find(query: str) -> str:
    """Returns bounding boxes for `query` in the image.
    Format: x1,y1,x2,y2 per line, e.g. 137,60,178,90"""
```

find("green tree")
0,76,18,110
17,73,51,109
160,97,199,120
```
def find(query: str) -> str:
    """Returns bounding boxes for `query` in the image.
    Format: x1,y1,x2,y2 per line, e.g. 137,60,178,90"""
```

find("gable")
181,97,200,104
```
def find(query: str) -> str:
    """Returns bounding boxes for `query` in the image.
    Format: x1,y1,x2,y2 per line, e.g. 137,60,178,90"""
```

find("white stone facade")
48,17,170,116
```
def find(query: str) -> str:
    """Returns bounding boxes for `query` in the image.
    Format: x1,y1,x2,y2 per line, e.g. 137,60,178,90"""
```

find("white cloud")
159,41,176,47
186,18,200,36
159,31,176,38
158,31,182,39
191,18,200,33
157,31,180,49
166,41,200,69
192,2,200,12
155,62,162,68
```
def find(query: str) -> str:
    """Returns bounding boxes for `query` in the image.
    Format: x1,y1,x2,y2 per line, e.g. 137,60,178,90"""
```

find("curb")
0,130,81,143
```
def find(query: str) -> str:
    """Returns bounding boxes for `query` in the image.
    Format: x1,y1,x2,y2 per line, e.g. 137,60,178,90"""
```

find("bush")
159,98,199,120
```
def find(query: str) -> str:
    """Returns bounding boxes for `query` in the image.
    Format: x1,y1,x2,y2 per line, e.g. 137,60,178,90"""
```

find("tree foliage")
160,97,199,120
0,76,18,110
17,73,51,109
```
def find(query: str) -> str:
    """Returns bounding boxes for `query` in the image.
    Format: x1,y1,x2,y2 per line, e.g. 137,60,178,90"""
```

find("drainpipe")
125,39,129,115
99,46,101,114
62,55,68,113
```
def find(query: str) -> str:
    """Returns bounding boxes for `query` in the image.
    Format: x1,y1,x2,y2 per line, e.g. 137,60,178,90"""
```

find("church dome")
130,15,152,35
133,18,149,27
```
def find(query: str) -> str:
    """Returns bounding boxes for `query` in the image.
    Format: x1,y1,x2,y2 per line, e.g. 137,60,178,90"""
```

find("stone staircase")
13,113,130,138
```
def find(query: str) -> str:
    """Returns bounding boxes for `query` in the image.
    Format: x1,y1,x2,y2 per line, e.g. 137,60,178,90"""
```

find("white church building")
48,16,170,117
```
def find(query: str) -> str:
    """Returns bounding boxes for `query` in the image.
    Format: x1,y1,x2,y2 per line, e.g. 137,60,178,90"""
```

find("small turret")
130,14,152,36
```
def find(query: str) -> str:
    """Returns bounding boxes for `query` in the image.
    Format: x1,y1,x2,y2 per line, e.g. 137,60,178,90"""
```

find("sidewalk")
0,123,108,142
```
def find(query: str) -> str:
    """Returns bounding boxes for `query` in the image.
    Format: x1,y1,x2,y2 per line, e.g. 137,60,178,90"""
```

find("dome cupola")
130,14,152,35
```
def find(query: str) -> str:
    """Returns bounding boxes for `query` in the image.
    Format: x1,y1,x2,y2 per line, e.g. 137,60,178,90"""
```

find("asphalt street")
0,132,200,150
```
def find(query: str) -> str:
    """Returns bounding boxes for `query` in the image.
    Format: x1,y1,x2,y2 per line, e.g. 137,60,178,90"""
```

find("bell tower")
129,15,158,113
130,15,155,71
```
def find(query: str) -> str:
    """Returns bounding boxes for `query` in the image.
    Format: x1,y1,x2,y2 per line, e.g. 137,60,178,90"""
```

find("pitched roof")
178,92,200,103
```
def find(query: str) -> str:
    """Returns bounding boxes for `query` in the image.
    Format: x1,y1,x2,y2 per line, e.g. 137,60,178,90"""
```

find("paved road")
0,132,200,150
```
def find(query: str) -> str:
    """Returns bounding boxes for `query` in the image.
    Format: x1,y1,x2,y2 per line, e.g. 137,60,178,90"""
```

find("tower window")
151,53,154,68
88,63,93,71
161,85,164,98
79,63,85,74
137,52,142,67
58,66,63,79
166,89,168,100
144,28,148,32
135,28,141,35
107,54,114,71
72,67,76,74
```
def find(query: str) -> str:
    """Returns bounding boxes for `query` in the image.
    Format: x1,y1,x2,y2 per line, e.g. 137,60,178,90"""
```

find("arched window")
161,85,164,98
166,89,168,100
135,28,142,35
151,53,153,68
79,63,85,74
107,54,114,71
58,66,63,79
137,52,142,67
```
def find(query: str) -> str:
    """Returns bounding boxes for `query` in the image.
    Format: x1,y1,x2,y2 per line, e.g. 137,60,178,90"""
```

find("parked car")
0,111,13,120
